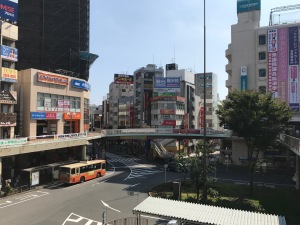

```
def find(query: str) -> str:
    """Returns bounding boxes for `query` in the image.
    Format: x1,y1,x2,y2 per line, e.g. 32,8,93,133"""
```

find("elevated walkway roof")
133,197,286,225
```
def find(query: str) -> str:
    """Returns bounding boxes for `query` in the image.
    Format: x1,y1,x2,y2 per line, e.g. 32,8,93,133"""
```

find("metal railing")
279,133,300,156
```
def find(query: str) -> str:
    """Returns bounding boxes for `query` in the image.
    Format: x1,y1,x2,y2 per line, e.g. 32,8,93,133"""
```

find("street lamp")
67,112,76,134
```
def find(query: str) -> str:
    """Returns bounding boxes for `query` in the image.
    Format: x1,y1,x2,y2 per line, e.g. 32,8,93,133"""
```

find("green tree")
180,140,214,202
216,90,292,196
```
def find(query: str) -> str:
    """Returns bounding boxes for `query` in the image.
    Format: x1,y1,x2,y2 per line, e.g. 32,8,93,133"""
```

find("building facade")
17,0,95,81
15,69,90,137
195,72,219,130
133,64,164,128
225,1,300,165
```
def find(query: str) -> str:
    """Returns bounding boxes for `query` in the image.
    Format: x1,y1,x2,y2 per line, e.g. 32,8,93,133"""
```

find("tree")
179,140,214,202
216,90,292,196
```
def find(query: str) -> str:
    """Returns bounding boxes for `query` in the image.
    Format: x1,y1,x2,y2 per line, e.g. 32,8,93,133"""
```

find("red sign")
46,113,56,119
130,106,134,128
161,120,176,126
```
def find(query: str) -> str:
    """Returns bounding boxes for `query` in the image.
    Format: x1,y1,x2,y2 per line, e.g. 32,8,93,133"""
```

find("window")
259,52,266,60
258,69,266,77
259,86,266,94
258,35,266,45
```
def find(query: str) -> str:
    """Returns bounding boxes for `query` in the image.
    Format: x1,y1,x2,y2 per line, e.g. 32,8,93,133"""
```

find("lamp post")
67,112,76,134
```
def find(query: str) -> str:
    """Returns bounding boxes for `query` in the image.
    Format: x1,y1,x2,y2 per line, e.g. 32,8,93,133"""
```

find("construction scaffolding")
17,0,96,81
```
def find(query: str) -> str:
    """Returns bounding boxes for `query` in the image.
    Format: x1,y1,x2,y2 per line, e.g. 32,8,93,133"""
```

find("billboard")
268,26,300,111
154,77,180,96
114,74,133,84
72,79,90,91
1,45,18,61
268,29,278,98
237,0,260,14
38,72,69,86
0,0,18,23
1,67,17,82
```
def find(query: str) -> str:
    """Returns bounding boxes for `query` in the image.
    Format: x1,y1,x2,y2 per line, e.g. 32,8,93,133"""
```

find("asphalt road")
0,153,181,225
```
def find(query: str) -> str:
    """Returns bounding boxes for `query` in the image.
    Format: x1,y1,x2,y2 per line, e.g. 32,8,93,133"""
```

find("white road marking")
101,200,121,212
63,213,102,225
0,191,49,209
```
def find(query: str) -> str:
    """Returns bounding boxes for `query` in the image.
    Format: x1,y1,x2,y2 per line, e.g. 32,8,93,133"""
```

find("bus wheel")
80,177,85,183
97,172,101,178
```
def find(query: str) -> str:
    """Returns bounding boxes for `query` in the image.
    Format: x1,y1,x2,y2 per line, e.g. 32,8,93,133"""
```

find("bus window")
88,165,94,171
80,166,88,173
95,163,101,169
102,163,106,170
71,168,75,174
60,167,70,174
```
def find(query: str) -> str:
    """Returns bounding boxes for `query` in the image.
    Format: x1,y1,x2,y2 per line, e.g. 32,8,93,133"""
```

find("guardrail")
279,133,300,156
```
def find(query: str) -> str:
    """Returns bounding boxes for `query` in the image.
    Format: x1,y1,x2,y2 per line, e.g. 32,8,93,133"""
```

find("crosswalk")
106,152,163,180
63,213,101,225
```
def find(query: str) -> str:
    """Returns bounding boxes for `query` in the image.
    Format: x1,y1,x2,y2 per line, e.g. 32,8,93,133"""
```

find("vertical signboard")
288,27,299,111
268,29,278,98
0,0,18,23
241,66,247,90
277,28,289,103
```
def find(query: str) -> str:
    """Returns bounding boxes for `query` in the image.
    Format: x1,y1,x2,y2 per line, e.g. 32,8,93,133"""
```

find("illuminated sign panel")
1,67,17,82
38,72,69,86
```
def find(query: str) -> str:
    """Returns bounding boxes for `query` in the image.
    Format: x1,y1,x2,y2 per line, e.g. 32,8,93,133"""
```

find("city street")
0,153,181,225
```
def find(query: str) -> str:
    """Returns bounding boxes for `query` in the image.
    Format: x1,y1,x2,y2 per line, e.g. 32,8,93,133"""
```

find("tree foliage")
216,90,292,196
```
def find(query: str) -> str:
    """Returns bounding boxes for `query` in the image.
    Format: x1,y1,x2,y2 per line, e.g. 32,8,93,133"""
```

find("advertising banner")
237,0,260,14
114,74,133,84
72,79,90,91
268,29,278,52
289,65,299,111
1,45,18,62
268,29,278,98
289,27,299,65
277,28,289,103
0,112,16,126
31,171,39,186
31,112,61,120
0,0,18,23
38,72,68,86
0,90,17,104
154,77,181,96
1,67,17,82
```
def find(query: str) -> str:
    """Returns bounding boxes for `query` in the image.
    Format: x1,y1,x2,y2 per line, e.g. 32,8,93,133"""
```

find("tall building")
225,0,300,165
0,0,18,140
166,64,199,129
17,0,97,81
195,72,219,130
108,74,134,129
133,64,164,128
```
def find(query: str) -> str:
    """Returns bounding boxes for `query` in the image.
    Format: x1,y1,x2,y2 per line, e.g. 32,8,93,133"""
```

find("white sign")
31,171,40,186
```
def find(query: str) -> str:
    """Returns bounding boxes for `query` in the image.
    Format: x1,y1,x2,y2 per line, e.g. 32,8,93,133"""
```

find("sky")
89,0,300,105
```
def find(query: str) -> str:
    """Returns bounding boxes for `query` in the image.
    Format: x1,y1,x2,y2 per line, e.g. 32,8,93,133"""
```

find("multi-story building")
166,64,200,129
195,72,219,130
133,64,164,128
225,1,300,165
108,74,134,129
17,0,97,81
0,1,18,140
89,104,102,131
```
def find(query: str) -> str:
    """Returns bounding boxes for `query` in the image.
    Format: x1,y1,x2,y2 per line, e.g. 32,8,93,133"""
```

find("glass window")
71,168,75,174
259,52,266,60
259,86,266,94
258,69,266,77
37,93,44,107
258,35,266,45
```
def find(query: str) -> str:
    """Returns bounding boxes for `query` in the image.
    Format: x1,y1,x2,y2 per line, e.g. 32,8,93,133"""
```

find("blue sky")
89,0,300,105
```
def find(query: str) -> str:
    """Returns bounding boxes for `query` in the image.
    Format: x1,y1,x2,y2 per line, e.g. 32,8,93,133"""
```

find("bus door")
74,167,80,182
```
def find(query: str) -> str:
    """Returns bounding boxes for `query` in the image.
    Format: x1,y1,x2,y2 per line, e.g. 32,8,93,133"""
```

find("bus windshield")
60,167,70,174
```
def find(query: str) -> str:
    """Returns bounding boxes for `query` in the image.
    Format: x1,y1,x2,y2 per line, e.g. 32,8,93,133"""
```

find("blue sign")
241,76,247,90
154,77,180,89
1,45,18,61
31,112,46,120
0,0,18,23
237,0,260,14
288,27,299,66
72,79,90,91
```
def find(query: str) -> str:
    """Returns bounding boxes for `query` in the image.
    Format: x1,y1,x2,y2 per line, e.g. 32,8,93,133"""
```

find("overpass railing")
279,133,300,156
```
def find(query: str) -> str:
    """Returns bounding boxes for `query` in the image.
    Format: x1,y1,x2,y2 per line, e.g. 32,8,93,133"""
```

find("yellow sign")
1,67,17,82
